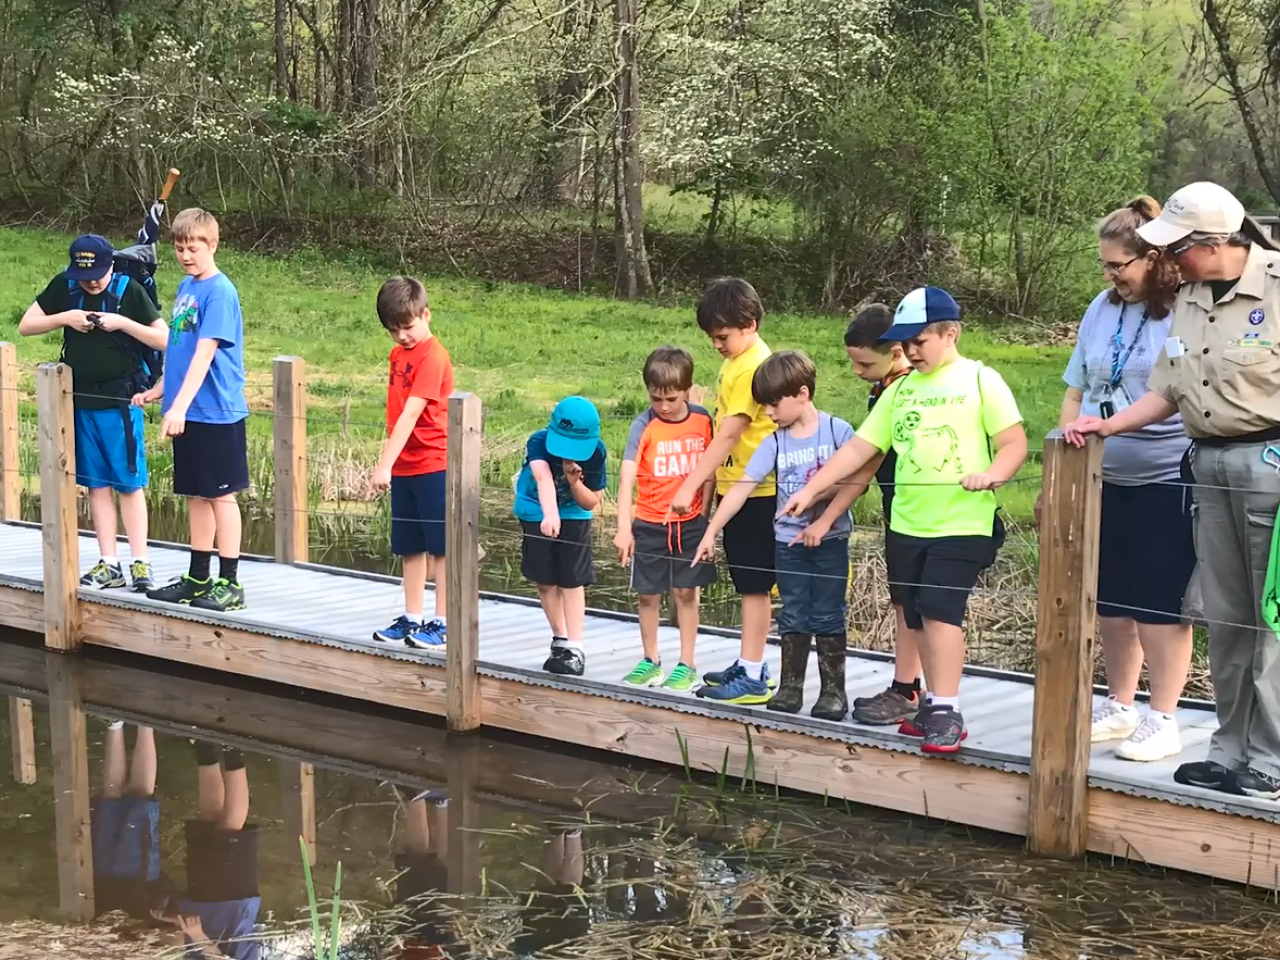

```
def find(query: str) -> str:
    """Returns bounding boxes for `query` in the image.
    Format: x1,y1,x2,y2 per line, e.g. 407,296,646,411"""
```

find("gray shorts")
631,517,718,595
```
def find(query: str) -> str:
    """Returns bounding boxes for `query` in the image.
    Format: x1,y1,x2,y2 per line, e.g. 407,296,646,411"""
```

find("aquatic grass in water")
300,837,343,960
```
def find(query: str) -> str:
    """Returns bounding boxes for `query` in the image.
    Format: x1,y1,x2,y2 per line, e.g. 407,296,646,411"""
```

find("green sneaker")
661,663,700,693
80,559,126,589
622,658,665,687
190,579,247,613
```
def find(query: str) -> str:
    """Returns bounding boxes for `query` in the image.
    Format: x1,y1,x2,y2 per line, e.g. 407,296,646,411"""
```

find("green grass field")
0,225,1072,521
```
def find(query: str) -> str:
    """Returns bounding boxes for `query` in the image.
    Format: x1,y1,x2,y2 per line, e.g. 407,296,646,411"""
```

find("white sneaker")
1091,695,1138,742
1115,713,1182,762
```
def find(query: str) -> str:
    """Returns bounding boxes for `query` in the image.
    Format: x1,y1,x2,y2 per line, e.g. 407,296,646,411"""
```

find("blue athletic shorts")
91,795,161,881
74,406,148,493
391,471,446,557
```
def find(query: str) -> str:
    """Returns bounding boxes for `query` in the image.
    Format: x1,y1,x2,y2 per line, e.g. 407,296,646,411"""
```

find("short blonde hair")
171,208,220,246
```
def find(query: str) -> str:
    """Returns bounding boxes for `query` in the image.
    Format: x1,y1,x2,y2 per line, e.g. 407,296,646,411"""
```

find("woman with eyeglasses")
1066,181,1280,800
1051,196,1194,763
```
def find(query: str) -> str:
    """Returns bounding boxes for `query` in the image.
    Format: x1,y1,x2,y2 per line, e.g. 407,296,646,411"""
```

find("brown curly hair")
1098,196,1181,320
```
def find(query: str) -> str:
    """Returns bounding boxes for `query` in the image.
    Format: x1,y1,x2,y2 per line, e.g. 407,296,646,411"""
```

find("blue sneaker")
373,615,422,644
702,661,775,689
695,662,772,704
405,618,447,650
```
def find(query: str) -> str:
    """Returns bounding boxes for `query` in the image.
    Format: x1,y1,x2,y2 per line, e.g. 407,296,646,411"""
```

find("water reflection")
1,640,1278,959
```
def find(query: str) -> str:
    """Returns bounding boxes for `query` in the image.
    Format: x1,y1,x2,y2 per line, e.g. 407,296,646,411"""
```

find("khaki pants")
1193,442,1280,777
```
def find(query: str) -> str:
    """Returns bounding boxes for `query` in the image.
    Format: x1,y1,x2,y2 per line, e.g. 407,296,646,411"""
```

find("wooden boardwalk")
3,518,1280,889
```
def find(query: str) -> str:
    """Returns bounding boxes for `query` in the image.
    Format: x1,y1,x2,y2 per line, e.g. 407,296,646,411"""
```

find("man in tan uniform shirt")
1066,181,1280,800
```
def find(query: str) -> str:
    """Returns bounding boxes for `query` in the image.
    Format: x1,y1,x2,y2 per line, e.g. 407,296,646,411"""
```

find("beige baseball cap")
1137,181,1244,247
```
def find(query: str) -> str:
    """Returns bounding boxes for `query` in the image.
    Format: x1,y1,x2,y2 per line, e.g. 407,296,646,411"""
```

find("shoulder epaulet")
1264,255,1280,280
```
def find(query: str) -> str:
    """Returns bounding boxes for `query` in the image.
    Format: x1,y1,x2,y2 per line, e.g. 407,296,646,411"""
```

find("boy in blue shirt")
139,209,250,612
513,397,608,677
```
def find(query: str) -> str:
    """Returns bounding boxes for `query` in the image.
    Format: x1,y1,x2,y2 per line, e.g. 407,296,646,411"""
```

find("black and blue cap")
66,234,114,282
879,286,961,342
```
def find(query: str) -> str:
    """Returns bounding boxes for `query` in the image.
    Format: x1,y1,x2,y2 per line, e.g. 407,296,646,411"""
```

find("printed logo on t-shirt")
390,358,416,389
170,294,197,345
651,436,707,477
893,403,964,475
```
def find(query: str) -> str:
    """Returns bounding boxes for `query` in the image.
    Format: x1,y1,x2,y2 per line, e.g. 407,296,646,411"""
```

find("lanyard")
1109,303,1149,389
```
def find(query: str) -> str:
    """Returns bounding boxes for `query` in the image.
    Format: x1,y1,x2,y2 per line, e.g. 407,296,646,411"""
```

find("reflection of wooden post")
37,363,79,651
273,357,308,564
445,737,481,896
281,760,316,865
46,656,93,921
1028,433,1103,859
445,392,482,733
9,697,36,784
0,342,20,522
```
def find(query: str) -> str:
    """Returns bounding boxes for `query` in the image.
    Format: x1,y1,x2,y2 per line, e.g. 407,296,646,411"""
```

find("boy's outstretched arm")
667,414,749,519
614,460,638,564
160,338,220,438
780,436,882,519
691,477,759,563
530,460,562,538
961,423,1028,491
791,456,880,547
371,395,428,491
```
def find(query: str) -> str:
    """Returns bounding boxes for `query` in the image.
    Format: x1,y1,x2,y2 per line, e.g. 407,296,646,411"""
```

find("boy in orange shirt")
370,277,454,649
614,346,716,692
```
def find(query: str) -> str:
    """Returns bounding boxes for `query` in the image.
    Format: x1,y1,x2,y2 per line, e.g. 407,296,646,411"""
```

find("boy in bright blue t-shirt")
513,396,608,678
137,208,250,613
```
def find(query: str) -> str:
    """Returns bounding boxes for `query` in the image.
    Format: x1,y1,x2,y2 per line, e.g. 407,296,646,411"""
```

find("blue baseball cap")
880,286,961,342
67,234,114,282
546,396,602,461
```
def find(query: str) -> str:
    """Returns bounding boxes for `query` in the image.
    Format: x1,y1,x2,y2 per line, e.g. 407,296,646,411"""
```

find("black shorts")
391,471,446,557
1097,481,1196,624
394,852,458,948
885,530,992,631
631,517,717,595
720,494,776,595
182,820,260,901
172,419,249,500
521,519,595,589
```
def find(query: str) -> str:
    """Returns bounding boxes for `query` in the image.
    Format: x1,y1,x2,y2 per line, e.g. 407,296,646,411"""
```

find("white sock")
565,638,585,649
551,636,569,648
1153,710,1176,723
101,556,118,567
108,720,124,731
739,658,764,681
404,612,424,624
429,615,446,626
929,694,960,710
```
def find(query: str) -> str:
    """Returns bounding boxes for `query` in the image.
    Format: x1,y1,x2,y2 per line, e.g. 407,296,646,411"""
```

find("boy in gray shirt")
693,351,872,722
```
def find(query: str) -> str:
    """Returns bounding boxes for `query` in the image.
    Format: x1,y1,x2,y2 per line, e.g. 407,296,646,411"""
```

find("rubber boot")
767,634,811,713
811,635,849,721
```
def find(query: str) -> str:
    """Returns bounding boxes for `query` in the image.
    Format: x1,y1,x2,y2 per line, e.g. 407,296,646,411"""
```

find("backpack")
64,272,164,391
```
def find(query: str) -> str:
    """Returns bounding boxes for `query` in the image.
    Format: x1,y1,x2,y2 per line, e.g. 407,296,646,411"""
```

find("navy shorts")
172,419,249,499
720,494,776,595
886,530,992,631
1097,481,1196,624
75,406,148,493
91,795,161,881
391,471,446,557
775,537,849,636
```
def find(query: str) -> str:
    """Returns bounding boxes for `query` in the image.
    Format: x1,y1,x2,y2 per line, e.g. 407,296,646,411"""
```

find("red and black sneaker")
898,704,929,737
919,706,967,754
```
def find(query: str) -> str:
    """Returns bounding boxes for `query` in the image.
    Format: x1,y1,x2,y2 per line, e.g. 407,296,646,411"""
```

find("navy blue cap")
67,234,114,282
879,287,961,342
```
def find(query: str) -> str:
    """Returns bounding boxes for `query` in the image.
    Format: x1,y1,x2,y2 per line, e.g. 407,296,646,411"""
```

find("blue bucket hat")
67,234,115,282
880,286,961,342
546,396,601,461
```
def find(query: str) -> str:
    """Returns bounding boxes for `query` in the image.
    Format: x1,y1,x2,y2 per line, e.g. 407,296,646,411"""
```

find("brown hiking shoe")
851,687,919,726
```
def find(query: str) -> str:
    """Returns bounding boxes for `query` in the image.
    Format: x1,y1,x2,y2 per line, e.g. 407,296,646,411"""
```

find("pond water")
0,633,1272,959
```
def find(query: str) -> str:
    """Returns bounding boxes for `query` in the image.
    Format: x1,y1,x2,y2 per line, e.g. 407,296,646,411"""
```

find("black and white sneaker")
544,644,585,677
1236,767,1280,800
1173,760,1242,794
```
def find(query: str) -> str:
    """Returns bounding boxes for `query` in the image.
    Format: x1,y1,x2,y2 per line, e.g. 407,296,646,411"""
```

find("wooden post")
445,392,482,733
273,356,308,564
9,697,36,784
46,656,94,921
445,737,482,895
281,760,317,865
1027,433,1104,858
0,342,20,522
37,363,79,651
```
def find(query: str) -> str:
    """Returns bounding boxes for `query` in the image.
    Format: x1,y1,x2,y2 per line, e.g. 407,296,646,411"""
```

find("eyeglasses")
1097,255,1139,275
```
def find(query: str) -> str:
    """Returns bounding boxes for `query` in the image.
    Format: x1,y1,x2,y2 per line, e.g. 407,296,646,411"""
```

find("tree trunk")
275,0,290,97
613,0,653,298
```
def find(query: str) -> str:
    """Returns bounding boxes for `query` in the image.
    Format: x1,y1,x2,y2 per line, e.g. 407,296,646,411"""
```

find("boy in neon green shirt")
782,287,1027,752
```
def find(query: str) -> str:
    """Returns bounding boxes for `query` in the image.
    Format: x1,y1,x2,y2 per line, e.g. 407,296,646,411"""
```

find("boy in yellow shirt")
783,287,1027,750
668,278,777,703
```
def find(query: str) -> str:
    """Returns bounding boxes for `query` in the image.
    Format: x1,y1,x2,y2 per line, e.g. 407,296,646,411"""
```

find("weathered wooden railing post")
37,363,80,651
1027,431,1103,858
445,392,482,733
273,356,308,564
46,655,94,920
280,760,317,865
9,697,36,784
0,342,20,522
